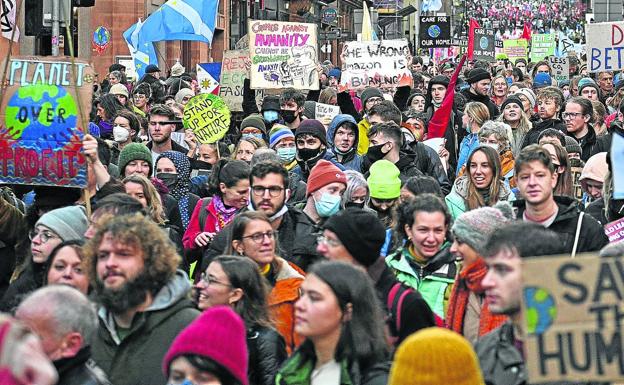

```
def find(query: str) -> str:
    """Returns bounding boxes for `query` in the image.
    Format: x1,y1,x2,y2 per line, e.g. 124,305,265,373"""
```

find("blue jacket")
456,133,480,176
327,114,364,172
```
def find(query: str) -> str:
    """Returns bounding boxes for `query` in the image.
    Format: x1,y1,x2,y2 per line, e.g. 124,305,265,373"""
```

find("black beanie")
500,95,523,112
429,75,450,88
323,207,386,267
295,119,327,146
466,68,491,84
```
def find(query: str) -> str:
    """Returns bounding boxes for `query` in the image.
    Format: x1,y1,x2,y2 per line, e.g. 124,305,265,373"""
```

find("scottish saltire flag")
196,63,221,95
124,0,219,78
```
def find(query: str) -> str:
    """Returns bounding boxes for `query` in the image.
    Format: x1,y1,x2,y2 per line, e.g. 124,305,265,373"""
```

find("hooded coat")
327,114,364,172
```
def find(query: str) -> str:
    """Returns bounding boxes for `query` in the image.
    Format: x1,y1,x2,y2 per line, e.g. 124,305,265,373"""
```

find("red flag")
467,19,480,60
427,54,467,139
521,23,532,41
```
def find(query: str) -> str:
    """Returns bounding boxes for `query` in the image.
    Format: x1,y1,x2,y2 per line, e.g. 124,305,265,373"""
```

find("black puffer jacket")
248,326,287,385
521,118,566,148
513,196,609,253
569,125,611,162
460,88,500,119
55,347,111,385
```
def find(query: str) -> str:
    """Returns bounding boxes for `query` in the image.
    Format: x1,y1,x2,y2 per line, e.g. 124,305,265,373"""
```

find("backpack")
386,282,414,340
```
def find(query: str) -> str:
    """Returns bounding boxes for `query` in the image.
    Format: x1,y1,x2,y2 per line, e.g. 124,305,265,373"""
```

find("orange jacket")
268,258,305,354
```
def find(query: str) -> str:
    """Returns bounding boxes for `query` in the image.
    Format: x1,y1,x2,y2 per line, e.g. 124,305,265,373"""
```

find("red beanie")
306,159,347,197
162,306,248,385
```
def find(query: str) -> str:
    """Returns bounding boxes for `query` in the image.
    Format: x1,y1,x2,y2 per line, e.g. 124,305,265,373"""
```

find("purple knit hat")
162,306,249,385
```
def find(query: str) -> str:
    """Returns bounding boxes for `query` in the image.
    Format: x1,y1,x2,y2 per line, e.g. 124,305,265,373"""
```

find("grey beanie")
35,205,88,242
451,202,514,256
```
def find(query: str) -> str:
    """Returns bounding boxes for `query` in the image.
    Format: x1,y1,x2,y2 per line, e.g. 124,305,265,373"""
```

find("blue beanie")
269,126,295,148
328,68,341,79
533,73,552,89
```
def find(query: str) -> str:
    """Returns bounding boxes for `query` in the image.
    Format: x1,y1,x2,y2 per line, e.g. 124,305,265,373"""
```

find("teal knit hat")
367,160,401,199
118,143,153,177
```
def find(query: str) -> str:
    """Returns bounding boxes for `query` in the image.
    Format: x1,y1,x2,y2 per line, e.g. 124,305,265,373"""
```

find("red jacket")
182,198,219,250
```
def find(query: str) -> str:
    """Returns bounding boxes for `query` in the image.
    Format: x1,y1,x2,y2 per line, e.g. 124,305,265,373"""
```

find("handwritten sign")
586,21,624,72
0,56,93,188
218,50,249,112
530,34,556,62
183,94,231,144
340,39,412,91
248,20,319,90
419,16,451,48
473,28,496,61
522,254,624,383
571,166,583,202
548,56,569,83
503,39,528,64
315,103,340,127
604,217,624,243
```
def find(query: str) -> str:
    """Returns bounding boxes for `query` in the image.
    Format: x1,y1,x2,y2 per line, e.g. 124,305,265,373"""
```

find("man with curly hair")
83,213,199,385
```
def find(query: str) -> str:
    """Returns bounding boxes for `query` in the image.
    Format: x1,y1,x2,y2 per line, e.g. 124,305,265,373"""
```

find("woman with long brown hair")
541,142,574,198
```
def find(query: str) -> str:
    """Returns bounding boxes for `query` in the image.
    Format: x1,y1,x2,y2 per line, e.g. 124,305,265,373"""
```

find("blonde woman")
490,75,509,107
497,95,532,156
456,102,490,175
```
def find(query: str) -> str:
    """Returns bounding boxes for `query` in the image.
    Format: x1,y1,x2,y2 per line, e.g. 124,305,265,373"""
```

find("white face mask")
482,142,500,153
113,125,130,143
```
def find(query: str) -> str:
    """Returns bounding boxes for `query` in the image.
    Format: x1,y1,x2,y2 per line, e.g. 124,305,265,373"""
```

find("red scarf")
446,258,507,337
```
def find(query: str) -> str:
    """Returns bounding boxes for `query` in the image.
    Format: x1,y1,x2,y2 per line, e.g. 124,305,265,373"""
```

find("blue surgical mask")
314,192,341,217
242,133,263,140
263,110,279,123
277,147,296,163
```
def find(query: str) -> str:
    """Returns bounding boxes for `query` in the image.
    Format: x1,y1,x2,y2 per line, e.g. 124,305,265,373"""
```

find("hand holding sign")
182,94,231,144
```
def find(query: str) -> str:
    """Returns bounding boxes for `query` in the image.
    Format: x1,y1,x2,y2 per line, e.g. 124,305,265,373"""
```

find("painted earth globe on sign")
428,24,441,38
524,286,557,335
5,85,79,151
479,36,489,49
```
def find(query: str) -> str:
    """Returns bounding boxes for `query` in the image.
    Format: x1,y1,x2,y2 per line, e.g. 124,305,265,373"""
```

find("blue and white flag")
124,0,219,78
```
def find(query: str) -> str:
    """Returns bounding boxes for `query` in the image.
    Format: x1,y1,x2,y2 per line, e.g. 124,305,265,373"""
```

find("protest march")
1,0,624,384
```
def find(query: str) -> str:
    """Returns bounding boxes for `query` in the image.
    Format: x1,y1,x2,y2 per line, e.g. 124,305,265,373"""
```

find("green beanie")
367,160,401,199
118,143,153,177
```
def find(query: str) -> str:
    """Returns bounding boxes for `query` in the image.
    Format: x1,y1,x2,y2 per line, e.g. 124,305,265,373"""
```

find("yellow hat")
389,327,485,385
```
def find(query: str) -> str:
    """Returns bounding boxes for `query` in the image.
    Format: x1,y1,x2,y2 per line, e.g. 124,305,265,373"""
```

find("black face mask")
281,110,298,124
156,172,178,190
366,142,389,164
298,147,322,162
345,201,366,209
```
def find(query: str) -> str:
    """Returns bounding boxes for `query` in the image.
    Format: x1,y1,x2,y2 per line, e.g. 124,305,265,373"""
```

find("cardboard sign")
219,50,249,112
196,63,221,95
473,28,496,61
503,39,528,64
604,217,624,243
548,56,569,83
522,254,624,383
571,166,583,202
530,34,556,62
586,21,624,72
340,39,412,91
419,16,451,48
0,56,94,188
183,94,231,144
248,20,319,90
315,103,340,127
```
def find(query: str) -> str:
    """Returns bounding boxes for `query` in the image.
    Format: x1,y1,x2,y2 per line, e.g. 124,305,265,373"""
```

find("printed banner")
340,39,412,91
315,103,340,127
586,21,624,73
196,63,221,95
0,56,93,187
473,28,496,61
503,39,528,64
419,16,451,48
548,56,569,83
604,217,624,243
219,50,249,112
522,254,624,383
183,94,231,144
530,34,556,62
248,20,319,90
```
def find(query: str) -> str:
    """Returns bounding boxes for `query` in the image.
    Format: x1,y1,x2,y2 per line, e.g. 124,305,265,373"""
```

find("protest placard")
197,63,221,95
219,50,249,112
604,217,624,244
183,94,231,144
315,103,340,127
586,21,624,72
549,56,569,83
571,166,583,201
419,16,451,48
530,34,556,62
248,20,319,90
522,254,624,383
473,28,496,61
503,39,528,64
0,56,94,188
340,39,412,91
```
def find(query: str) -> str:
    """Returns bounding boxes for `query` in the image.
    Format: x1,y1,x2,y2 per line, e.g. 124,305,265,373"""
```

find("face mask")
314,192,341,217
345,201,365,209
277,147,296,163
281,110,298,124
156,172,178,190
113,125,130,142
366,143,388,164
563,90,570,98
482,143,500,153
242,133,263,140
298,147,322,162
263,110,279,123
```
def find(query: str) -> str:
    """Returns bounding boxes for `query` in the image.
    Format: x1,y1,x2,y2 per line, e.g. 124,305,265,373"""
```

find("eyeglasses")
317,235,342,247
29,229,59,243
562,112,585,120
366,97,383,105
242,230,277,243
251,186,284,197
199,272,232,288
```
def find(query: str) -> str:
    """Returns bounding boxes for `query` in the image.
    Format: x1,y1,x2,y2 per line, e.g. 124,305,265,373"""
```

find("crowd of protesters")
0,45,623,385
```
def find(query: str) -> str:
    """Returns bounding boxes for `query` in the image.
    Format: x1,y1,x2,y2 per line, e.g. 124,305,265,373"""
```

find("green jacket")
385,245,457,318
92,270,199,385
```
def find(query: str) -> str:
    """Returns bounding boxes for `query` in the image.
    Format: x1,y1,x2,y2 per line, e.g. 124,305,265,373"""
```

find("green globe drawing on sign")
524,286,557,335
428,25,441,38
